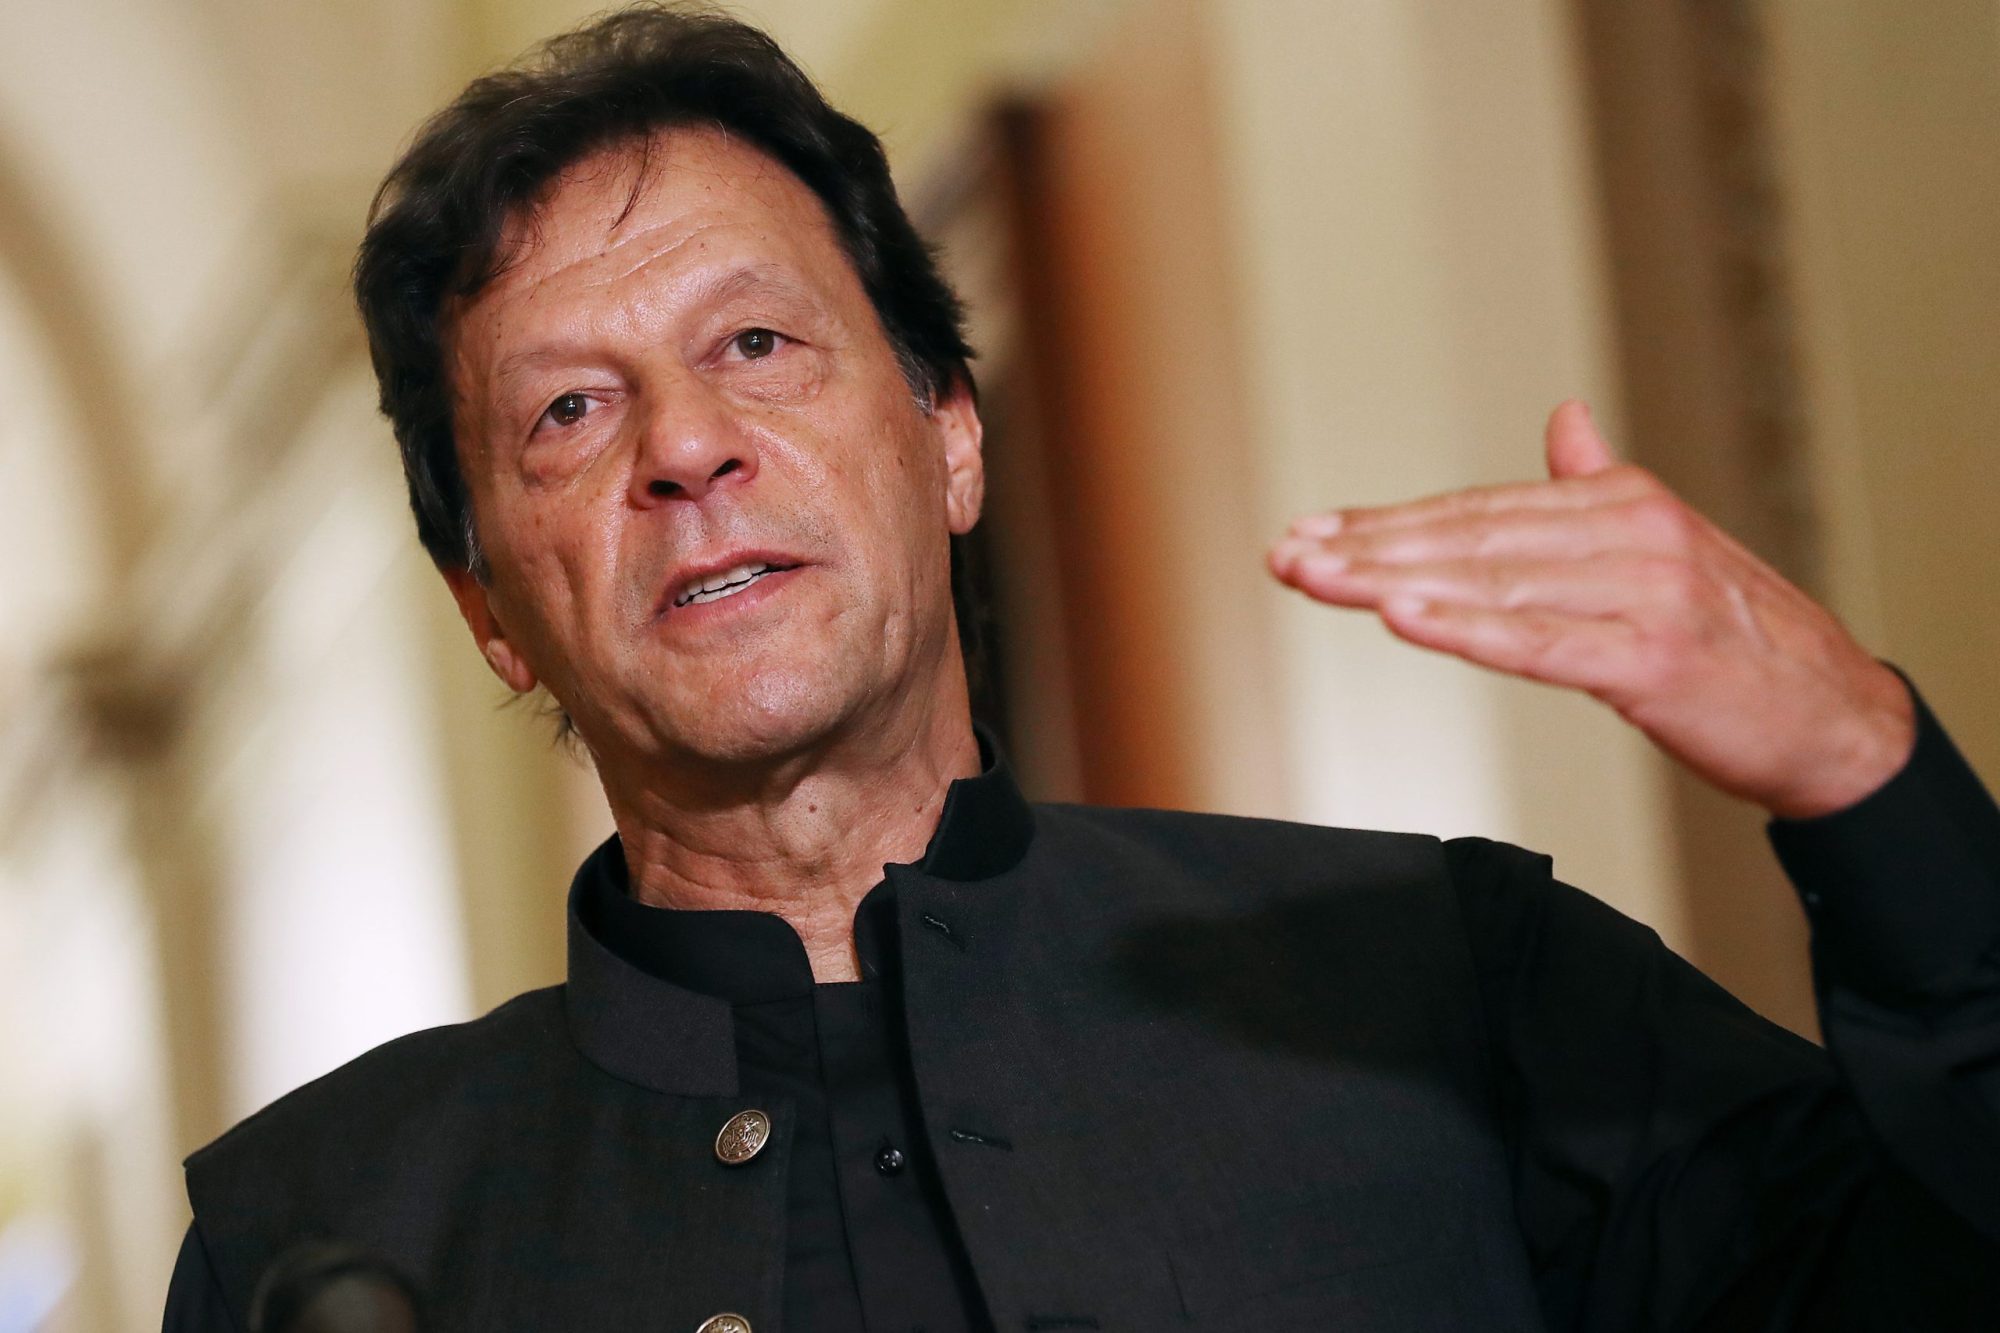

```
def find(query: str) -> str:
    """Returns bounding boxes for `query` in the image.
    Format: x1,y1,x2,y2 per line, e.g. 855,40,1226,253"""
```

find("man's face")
443,127,983,770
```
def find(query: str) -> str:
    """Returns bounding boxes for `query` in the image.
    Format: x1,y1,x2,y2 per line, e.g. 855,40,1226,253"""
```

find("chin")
671,666,872,767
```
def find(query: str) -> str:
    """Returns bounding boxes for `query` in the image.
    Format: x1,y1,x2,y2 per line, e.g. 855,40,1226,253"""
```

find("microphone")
248,1243,426,1333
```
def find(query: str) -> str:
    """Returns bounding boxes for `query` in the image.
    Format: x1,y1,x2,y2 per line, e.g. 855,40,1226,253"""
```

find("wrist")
1764,661,1917,821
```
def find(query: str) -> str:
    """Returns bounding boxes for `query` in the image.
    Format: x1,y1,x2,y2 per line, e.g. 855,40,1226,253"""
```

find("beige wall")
1768,0,2000,784
1205,0,1684,936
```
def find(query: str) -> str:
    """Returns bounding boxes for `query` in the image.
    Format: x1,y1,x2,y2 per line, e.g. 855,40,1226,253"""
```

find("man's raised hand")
1266,401,1915,819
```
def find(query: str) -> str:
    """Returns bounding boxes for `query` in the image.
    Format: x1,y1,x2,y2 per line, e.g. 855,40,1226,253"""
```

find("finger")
1378,598,1642,695
1306,466,1649,538
1544,399,1618,479
1280,499,1678,569
1273,552,1687,619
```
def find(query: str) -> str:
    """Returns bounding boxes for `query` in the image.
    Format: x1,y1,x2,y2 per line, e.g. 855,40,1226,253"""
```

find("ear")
441,565,540,695
935,379,985,535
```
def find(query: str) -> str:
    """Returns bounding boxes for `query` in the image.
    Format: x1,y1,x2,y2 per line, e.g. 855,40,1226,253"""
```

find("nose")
628,385,759,506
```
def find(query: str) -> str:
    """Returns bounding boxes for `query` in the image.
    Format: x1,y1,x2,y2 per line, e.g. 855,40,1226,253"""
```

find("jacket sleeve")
1766,671,2000,1240
163,1221,243,1332
1446,674,2000,1331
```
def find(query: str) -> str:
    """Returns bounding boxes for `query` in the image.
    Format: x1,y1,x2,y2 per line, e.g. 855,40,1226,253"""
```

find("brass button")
695,1316,751,1333
714,1109,771,1165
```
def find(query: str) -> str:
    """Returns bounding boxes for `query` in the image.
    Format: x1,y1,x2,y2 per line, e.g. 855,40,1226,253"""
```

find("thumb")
1544,399,1617,479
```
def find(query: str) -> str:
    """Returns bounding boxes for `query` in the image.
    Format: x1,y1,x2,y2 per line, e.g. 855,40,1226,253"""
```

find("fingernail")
1290,512,1343,538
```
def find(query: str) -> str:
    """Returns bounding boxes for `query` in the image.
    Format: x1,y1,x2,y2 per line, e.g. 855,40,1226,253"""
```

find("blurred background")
0,0,1995,1325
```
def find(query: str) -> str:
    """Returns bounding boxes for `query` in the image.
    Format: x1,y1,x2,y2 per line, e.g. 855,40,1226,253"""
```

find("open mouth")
672,561,798,609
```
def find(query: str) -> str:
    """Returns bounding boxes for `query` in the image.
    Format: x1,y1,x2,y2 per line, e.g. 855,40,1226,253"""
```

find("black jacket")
171,696,2000,1331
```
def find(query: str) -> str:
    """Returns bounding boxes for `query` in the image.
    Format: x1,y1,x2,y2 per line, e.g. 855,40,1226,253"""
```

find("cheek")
760,384,951,598
492,509,621,658
861,443,957,636
885,427,953,552
836,392,945,511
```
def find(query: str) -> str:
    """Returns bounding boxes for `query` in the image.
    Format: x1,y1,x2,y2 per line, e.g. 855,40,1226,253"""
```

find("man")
165,5,2000,1330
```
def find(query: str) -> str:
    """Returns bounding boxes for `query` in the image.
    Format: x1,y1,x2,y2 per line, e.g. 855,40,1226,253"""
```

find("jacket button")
874,1143,906,1176
714,1109,771,1166
695,1316,751,1333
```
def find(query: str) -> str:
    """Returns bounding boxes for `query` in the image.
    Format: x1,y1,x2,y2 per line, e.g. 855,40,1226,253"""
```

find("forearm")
1768,671,2000,1242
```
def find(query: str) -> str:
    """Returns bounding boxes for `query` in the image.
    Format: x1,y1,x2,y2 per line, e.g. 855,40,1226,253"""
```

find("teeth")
676,562,777,608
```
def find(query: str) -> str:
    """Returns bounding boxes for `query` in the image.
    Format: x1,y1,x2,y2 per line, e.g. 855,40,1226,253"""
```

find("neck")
598,698,981,983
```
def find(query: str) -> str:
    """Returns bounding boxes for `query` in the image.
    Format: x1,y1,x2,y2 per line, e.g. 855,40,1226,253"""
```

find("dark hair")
353,2,975,581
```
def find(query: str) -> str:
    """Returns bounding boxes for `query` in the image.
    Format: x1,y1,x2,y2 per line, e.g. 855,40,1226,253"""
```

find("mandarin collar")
911,728,1037,880
563,726,1035,1092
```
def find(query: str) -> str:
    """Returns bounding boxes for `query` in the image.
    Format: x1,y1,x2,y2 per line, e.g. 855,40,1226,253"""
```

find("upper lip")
659,549,804,613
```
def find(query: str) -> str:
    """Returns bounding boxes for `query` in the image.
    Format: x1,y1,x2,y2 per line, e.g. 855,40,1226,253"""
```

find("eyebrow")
690,261,823,317
488,261,827,395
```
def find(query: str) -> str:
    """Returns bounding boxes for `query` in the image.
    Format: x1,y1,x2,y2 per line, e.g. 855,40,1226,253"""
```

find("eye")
537,391,591,432
729,328,784,360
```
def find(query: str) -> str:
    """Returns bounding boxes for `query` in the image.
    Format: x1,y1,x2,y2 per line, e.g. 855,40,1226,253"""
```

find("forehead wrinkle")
471,219,727,397
459,131,857,427
589,214,725,289
484,258,835,397
489,212,716,311
483,128,844,320
504,137,800,290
